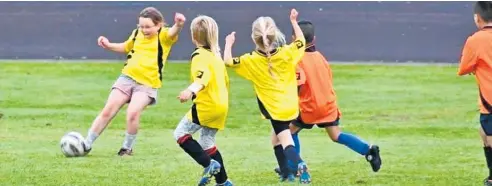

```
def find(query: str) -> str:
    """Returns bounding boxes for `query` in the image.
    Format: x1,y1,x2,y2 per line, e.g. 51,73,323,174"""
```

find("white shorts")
173,116,218,150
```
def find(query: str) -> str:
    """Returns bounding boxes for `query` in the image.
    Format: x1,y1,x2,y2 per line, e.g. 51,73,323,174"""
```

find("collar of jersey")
305,44,316,52
255,48,279,57
194,46,211,52
483,25,492,29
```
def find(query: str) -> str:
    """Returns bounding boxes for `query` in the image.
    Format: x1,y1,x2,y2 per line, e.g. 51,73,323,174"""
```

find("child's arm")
290,9,304,41
177,55,210,103
458,37,479,76
223,32,236,66
97,36,128,54
167,13,186,41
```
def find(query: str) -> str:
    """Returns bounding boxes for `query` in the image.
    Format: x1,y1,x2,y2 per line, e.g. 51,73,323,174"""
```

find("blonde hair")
252,16,281,78
190,15,221,58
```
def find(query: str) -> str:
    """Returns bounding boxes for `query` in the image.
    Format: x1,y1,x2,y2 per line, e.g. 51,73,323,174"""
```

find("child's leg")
118,91,152,155
173,117,213,168
85,89,130,149
292,133,300,155
271,130,290,179
325,123,381,172
479,114,492,183
199,127,230,185
325,125,370,155
272,120,310,183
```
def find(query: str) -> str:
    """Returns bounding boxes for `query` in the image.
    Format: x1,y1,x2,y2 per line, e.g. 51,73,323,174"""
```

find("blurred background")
0,1,476,63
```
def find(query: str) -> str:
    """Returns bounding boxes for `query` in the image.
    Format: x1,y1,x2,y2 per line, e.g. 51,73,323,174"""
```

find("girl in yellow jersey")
223,9,311,184
173,15,233,186
82,7,185,156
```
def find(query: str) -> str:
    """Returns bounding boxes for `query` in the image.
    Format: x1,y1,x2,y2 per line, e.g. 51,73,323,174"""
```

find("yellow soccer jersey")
226,38,306,121
186,47,230,130
122,27,178,88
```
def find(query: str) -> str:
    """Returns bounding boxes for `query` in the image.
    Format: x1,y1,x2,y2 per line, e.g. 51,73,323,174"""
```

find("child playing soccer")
223,9,311,184
274,20,382,178
82,7,185,156
458,2,492,185
173,15,233,186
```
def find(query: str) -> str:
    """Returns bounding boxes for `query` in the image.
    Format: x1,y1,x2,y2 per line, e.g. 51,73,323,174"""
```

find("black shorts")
293,116,340,129
481,114,492,136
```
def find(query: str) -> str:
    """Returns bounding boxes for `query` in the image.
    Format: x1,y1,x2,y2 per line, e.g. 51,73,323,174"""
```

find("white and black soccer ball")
60,131,86,157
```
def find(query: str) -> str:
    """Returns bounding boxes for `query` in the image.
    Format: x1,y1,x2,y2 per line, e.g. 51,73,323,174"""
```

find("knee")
270,130,280,146
100,108,115,120
199,140,215,152
174,130,191,144
126,110,141,123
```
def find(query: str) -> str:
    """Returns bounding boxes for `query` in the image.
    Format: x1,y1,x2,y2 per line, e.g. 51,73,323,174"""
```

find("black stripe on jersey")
256,97,272,120
480,87,492,113
126,29,139,63
157,29,164,81
191,104,201,125
191,52,200,60
132,29,138,42
255,49,279,57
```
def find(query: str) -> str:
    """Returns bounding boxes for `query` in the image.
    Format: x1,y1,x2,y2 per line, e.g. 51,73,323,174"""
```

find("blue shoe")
280,174,296,182
298,162,311,184
198,160,221,186
216,179,233,186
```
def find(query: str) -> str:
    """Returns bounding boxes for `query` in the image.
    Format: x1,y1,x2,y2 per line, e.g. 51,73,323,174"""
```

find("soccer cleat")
366,145,382,172
82,141,92,156
484,178,492,186
274,167,299,177
117,148,133,156
198,159,221,186
298,162,311,184
280,174,296,182
216,179,233,186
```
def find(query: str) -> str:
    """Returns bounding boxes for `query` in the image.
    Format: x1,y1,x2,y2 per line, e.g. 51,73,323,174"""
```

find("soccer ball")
60,131,86,157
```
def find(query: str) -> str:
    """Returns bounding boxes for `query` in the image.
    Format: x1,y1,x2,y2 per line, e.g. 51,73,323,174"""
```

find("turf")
0,61,483,186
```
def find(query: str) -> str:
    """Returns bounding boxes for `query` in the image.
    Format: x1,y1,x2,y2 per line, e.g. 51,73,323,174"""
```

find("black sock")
178,136,211,168
209,149,228,184
274,145,290,177
284,145,302,167
485,147,492,179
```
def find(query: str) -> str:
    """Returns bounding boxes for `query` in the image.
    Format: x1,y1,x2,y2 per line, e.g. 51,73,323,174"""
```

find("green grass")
0,61,483,185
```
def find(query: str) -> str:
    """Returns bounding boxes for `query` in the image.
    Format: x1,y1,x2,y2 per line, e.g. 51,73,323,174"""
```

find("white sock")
85,130,99,148
122,132,137,150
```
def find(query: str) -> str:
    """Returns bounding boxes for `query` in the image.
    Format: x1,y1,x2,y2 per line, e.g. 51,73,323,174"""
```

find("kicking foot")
484,178,492,186
216,179,233,186
366,145,382,172
198,159,221,186
117,148,133,156
298,162,311,184
274,167,299,178
82,141,92,156
280,174,295,183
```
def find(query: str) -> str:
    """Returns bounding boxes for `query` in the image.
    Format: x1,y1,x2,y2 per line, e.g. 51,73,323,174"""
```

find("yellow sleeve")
228,53,253,80
124,29,138,53
191,53,211,86
159,27,178,46
284,37,306,65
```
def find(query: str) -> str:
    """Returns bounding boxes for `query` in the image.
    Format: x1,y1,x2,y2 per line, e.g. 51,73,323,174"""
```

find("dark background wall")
0,1,477,63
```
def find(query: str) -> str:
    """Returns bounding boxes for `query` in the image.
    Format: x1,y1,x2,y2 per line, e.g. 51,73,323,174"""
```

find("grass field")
0,61,484,186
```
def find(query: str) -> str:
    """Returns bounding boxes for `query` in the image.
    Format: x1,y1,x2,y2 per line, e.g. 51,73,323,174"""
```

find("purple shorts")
112,75,158,105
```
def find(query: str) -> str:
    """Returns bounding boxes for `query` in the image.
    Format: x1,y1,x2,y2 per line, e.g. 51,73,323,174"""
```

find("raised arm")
223,32,236,66
167,13,186,41
290,9,304,41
